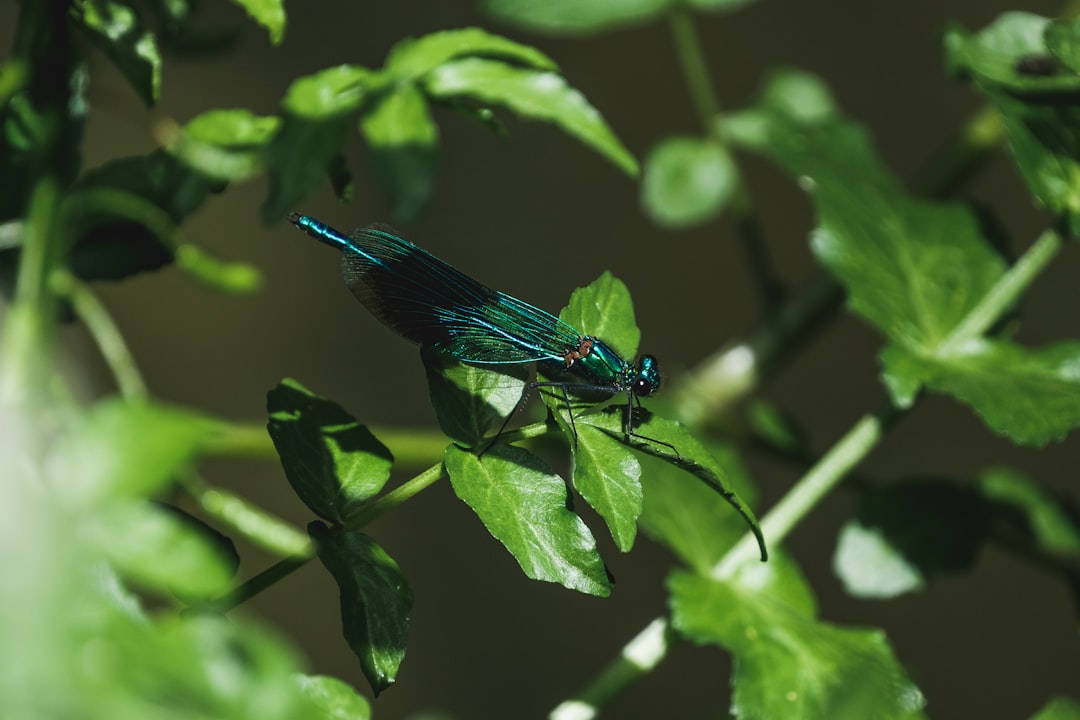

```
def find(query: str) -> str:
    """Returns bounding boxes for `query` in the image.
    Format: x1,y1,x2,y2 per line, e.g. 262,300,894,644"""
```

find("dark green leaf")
45,399,216,506
979,467,1080,554
560,271,641,358
641,136,736,228
483,0,669,36
687,0,756,10
360,84,439,222
639,438,758,573
90,501,236,600
263,65,372,221
670,555,926,720
572,424,642,551
267,378,393,524
311,523,412,695
63,151,219,281
445,443,612,596
293,674,372,720
833,479,986,599
169,109,279,182
883,339,1080,446
385,27,557,80
423,350,528,448
1030,696,1080,720
70,1,162,106
229,0,286,45
423,57,638,176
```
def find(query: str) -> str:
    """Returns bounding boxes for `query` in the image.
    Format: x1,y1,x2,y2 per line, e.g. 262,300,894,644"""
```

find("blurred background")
3,0,1078,717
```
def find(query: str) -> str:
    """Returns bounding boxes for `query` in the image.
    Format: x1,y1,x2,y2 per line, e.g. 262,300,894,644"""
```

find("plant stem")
345,461,445,530
668,8,719,129
54,270,149,401
938,228,1064,352
188,475,313,558
211,554,315,613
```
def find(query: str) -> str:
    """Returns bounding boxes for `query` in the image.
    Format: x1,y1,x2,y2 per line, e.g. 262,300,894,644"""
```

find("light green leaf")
311,524,412,695
946,14,1080,224
1046,18,1080,74
71,0,161,106
483,0,669,36
1030,696,1080,720
639,439,757,573
423,57,638,176
641,136,736,228
267,379,393,524
229,0,286,45
883,339,1080,446
422,351,527,448
359,84,439,222
560,271,641,358
293,674,372,720
670,554,926,720
572,424,642,552
729,74,1006,352
445,444,612,596
46,399,216,506
385,27,557,80
579,407,767,562
89,502,235,600
170,109,279,182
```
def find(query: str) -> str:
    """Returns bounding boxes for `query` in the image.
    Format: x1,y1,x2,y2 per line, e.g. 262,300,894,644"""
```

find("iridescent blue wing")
339,226,583,364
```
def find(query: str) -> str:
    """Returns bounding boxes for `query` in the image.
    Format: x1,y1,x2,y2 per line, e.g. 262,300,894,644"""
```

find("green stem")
211,554,315,612
938,228,1064,352
345,461,445,530
668,8,719,129
188,475,313,558
53,270,148,401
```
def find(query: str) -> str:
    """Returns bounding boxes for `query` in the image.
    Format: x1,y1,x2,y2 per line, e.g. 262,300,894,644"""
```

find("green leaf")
687,0,756,10
560,271,640,358
639,438,758,573
66,151,217,280
728,70,1006,354
979,467,1080,554
883,339,1080,446
311,523,412,695
1046,18,1080,75
670,555,926,720
945,13,1079,94
1030,696,1080,720
445,443,612,596
229,0,286,45
385,27,558,80
293,674,372,720
833,479,986,599
169,109,279,182
572,424,642,552
71,0,162,106
267,379,393,524
483,0,669,36
45,399,216,506
423,57,638,176
359,84,439,222
641,136,737,228
423,350,528,448
263,65,372,221
89,502,236,601
579,407,768,562
946,14,1080,224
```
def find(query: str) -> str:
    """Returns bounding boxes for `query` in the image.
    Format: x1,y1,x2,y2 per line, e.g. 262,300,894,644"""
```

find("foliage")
2,1,1079,719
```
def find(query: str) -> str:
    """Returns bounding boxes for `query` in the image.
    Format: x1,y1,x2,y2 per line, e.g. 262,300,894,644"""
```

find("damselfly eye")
634,355,661,396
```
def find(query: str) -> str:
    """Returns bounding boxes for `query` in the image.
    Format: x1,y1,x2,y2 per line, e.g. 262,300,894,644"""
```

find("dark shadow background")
5,1,1080,717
